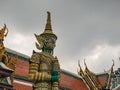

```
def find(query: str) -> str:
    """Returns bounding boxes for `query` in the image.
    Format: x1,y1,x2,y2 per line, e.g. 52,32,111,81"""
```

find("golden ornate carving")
78,60,102,90
34,34,43,50
6,55,18,70
78,60,95,89
0,24,18,85
84,59,102,89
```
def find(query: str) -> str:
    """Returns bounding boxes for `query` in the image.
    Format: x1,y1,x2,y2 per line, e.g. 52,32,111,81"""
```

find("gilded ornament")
0,24,18,86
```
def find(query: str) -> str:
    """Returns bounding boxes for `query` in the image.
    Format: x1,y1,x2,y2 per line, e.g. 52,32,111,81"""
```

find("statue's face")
44,36,56,50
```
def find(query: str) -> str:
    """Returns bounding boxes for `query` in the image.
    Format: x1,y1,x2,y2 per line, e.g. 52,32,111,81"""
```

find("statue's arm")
51,56,60,82
29,53,51,82
29,62,41,82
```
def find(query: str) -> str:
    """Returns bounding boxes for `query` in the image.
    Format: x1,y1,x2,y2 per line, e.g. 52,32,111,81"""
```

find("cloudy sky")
0,0,120,74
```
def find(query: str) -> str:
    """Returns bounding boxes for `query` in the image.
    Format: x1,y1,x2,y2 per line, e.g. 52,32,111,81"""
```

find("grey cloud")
0,0,120,73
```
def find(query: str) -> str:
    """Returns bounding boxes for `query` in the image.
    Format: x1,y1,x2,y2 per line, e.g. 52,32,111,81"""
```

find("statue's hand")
51,71,59,82
51,75,59,82
52,71,58,76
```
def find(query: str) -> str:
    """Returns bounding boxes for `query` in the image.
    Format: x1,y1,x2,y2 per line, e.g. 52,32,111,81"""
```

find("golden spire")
45,11,52,31
40,11,57,39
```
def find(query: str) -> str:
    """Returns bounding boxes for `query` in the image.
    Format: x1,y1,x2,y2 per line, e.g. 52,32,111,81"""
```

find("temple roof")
5,47,110,90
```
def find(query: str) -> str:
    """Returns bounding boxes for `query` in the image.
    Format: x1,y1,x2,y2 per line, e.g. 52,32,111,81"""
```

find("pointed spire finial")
40,12,57,39
44,11,52,31
47,11,51,23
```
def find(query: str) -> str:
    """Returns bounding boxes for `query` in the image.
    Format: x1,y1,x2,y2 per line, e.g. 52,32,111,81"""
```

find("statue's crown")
40,12,57,40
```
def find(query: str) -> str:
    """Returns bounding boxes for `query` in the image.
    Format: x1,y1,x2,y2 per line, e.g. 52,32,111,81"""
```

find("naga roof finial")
84,58,87,68
0,24,8,40
78,60,84,76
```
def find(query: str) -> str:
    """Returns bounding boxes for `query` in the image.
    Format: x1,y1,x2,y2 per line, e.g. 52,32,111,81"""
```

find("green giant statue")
29,12,60,90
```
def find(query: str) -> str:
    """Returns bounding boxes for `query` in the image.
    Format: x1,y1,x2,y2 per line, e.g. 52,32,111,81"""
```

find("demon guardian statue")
29,12,60,90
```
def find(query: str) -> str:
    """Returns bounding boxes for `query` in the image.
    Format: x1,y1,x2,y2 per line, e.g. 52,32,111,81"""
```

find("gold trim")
42,73,45,81
38,73,41,81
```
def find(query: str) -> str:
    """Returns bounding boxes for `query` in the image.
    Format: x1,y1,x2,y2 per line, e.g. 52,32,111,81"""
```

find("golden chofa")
0,24,8,49
0,24,8,39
